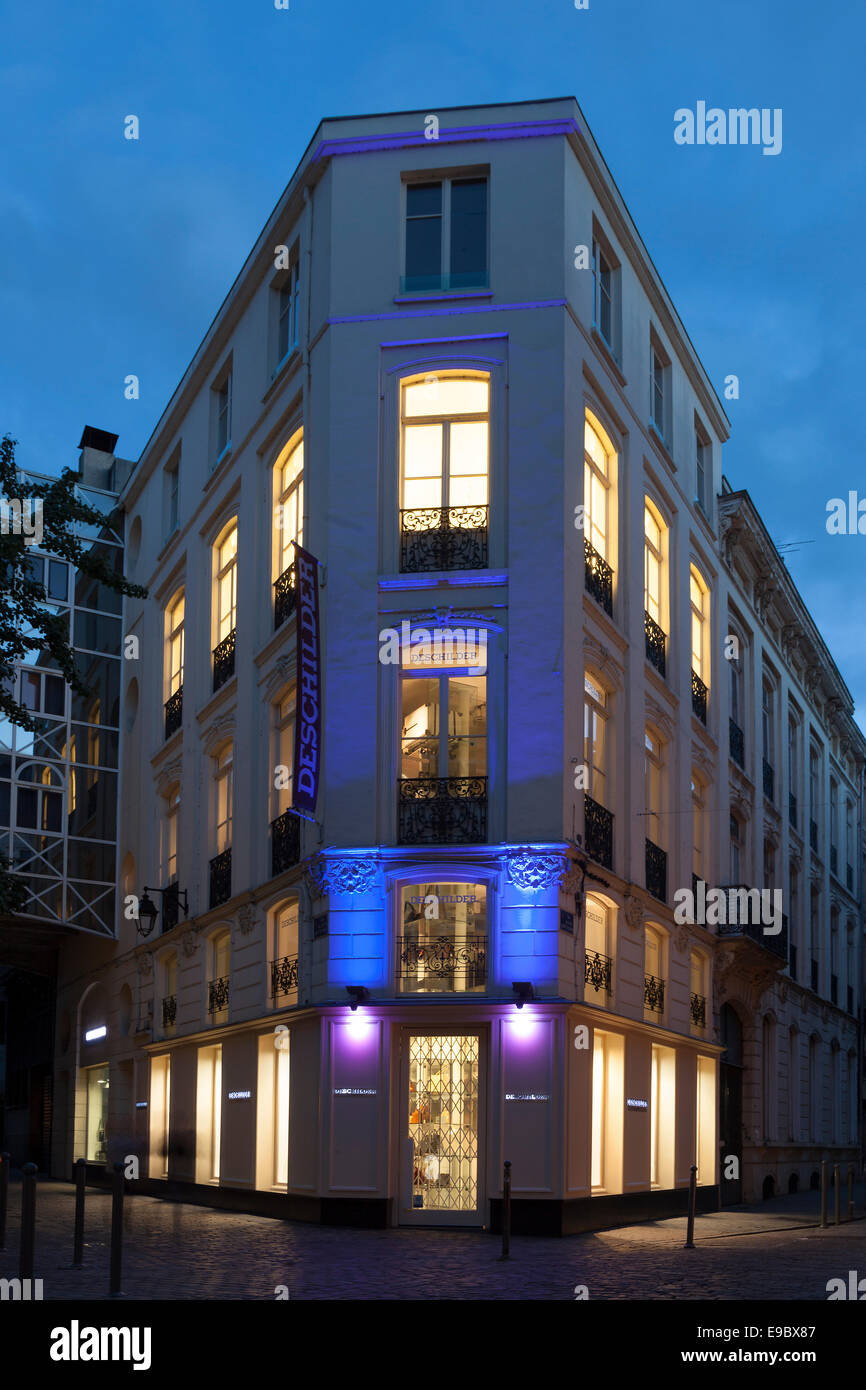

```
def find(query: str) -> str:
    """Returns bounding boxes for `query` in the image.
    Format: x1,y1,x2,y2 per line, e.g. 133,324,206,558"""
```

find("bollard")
498,1160,512,1261
0,1152,9,1251
684,1163,697,1249
834,1164,841,1226
820,1160,828,1228
848,1165,855,1222
72,1159,87,1267
109,1162,124,1296
19,1163,37,1282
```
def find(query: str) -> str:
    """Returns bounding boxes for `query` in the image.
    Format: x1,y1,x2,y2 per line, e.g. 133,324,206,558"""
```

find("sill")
590,328,626,387
393,288,494,304
648,419,676,472
195,673,237,724
262,347,302,404
205,443,233,491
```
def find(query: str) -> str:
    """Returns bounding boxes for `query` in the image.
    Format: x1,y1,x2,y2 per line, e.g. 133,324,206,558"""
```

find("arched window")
208,931,230,1024
212,521,238,690
691,769,706,885
274,434,304,586
164,590,185,737
270,901,299,1002
161,785,180,888
583,411,616,615
584,895,613,1002
730,811,744,883
689,565,709,722
583,671,609,808
643,500,667,653
215,746,233,855
644,727,664,849
644,925,665,1020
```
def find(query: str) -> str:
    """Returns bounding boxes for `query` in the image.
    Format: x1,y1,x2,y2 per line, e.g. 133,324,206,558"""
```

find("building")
51,98,865,1231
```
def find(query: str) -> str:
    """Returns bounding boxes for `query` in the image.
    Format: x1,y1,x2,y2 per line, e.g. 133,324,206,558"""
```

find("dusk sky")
2,0,864,721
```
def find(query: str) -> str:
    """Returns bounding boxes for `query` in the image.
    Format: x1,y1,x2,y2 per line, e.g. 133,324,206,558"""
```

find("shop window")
398,882,487,994
85,1063,109,1162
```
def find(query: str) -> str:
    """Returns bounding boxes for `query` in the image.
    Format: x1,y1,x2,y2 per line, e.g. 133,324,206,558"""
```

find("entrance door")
401,1032,483,1225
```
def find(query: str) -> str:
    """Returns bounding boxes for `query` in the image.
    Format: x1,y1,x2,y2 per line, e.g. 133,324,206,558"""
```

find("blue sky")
2,0,865,721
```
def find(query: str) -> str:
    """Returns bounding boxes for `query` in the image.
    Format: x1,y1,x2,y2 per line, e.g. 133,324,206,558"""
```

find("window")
274,691,295,817
649,334,670,444
212,370,232,465
846,800,855,887
164,450,180,538
644,502,664,630
763,838,776,888
762,1016,776,1141
277,250,301,364
591,233,620,357
274,435,304,578
644,729,663,848
690,566,709,691
691,771,706,884
690,952,707,1033
215,745,233,854
762,677,775,768
271,901,299,998
166,591,184,701
403,177,488,293
584,896,612,1001
215,521,238,645
830,778,838,873
85,1064,109,1163
161,952,177,1034
591,1030,625,1195
162,785,180,887
398,882,487,993
196,1043,223,1180
730,812,743,882
399,669,487,844
20,668,65,718
788,1029,800,1140
809,747,820,843
584,673,609,808
788,716,799,826
695,423,711,514
15,761,63,832
584,415,612,564
644,925,665,1019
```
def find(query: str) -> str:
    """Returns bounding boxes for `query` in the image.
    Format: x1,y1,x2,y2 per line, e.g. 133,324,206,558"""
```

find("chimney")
77,426,119,490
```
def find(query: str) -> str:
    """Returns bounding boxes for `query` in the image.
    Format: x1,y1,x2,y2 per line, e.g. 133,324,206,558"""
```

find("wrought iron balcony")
789,792,797,830
809,818,818,852
399,505,488,573
830,845,838,876
398,776,487,845
810,958,818,993
212,628,236,692
715,892,788,962
762,758,774,803
584,794,613,870
161,882,181,933
208,974,229,1017
161,995,176,1031
270,954,299,998
584,538,613,616
644,611,666,677
584,949,613,995
209,848,232,909
271,809,301,877
396,934,487,990
847,863,854,892
273,561,298,630
691,670,708,724
644,973,665,1014
164,686,183,740
729,718,745,768
645,838,667,902
689,992,707,1028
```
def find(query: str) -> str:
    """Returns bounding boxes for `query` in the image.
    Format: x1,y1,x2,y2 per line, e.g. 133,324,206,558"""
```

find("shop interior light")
345,985,370,1012
512,981,535,1009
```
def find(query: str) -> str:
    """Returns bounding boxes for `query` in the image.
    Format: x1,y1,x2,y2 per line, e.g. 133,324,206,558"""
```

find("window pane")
407,182,442,218
404,377,488,418
585,420,607,473
44,675,65,716
450,179,487,281
48,561,68,601
403,424,443,478
449,422,488,477
401,678,440,778
446,676,486,776
405,211,441,281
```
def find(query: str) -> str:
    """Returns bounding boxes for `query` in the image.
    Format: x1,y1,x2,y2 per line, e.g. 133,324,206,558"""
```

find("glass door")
403,1032,482,1225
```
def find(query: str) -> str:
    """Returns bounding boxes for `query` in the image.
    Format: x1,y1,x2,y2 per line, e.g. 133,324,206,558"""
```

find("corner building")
52,98,865,1232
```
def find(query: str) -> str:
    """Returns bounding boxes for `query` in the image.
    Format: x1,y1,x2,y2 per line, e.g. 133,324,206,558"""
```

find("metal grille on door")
409,1034,479,1211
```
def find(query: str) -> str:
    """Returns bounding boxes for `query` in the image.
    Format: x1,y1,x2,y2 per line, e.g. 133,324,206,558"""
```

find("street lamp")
137,884,189,938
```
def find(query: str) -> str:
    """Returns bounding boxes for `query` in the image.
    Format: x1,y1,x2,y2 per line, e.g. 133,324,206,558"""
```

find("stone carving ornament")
307,853,379,896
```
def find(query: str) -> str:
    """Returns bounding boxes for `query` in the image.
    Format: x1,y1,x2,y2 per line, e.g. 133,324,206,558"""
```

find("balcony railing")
212,628,236,692
584,794,613,870
584,950,613,996
644,611,666,677
584,538,613,616
398,776,487,845
830,845,838,876
715,893,788,961
209,848,232,909
810,819,818,852
396,935,487,990
691,670,708,724
164,686,183,740
789,792,797,830
208,975,229,1017
689,992,707,1028
729,718,745,769
161,995,176,1031
271,809,301,877
399,505,488,573
762,759,774,802
645,838,667,902
270,954,300,998
644,973,665,1014
273,561,298,630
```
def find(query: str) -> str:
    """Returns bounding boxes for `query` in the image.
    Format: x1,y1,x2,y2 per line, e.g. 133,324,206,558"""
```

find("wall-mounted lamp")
345,986,370,1012
137,884,190,938
511,981,535,1009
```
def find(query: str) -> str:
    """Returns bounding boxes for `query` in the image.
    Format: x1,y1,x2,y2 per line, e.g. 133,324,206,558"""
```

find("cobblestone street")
2,1181,865,1300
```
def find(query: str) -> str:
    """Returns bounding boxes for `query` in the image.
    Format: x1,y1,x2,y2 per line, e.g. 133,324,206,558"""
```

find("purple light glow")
328,299,566,327
507,1009,540,1040
310,119,580,163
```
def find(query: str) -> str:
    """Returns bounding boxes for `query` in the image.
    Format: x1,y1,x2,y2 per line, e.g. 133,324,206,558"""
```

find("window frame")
401,172,490,294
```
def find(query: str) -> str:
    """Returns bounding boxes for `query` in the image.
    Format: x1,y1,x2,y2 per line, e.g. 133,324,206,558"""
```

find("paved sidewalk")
1,1179,864,1300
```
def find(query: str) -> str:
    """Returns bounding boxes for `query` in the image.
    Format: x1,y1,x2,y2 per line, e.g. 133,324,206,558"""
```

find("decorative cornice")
201,713,235,756
155,756,183,798
584,634,624,692
262,654,296,701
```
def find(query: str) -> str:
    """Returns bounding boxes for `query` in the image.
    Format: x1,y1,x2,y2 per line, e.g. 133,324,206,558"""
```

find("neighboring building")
50,98,865,1230
0,430,130,1164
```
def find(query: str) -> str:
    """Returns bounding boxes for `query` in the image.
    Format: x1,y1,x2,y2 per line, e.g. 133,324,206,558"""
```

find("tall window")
650,335,670,442
162,785,180,886
829,778,838,869
215,522,238,644
729,636,744,723
401,373,489,517
695,424,711,514
730,812,743,882
584,415,611,563
164,452,180,537
644,729,663,848
691,771,706,883
215,745,233,854
274,435,304,580
271,901,299,1002
644,925,665,1020
690,952,707,1033
644,502,664,629
584,672,608,808
592,235,619,355
404,177,488,292
788,1028,800,1140
274,691,295,817
277,251,301,363
809,747,820,839
214,374,232,462
400,674,486,781
762,677,775,768
166,591,184,699
690,566,709,686
788,715,798,825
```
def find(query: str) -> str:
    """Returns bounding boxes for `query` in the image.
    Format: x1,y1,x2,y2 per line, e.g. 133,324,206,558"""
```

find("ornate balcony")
396,935,487,991
212,628,236,692
584,538,613,616
729,718,745,768
689,992,706,1028
164,686,183,740
399,505,488,573
161,995,176,1032
271,809,301,877
762,758,774,803
789,792,797,830
273,562,298,630
208,848,232,909
644,973,665,1014
208,975,229,1017
810,818,818,852
691,670,707,724
270,954,299,998
584,794,613,870
645,838,667,902
716,893,788,963
398,776,487,845
584,950,613,996
644,611,666,677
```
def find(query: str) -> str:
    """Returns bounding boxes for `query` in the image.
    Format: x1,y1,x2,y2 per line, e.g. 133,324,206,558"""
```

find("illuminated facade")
51,99,864,1228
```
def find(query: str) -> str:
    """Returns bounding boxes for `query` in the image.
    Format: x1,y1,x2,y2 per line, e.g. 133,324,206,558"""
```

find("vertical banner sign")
292,545,321,819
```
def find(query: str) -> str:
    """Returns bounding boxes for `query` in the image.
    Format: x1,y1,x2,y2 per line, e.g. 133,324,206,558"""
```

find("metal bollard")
834,1164,841,1226
19,1163,37,1282
684,1164,697,1249
72,1159,87,1267
820,1160,828,1228
109,1163,124,1296
848,1165,855,1222
0,1152,10,1251
498,1159,512,1261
